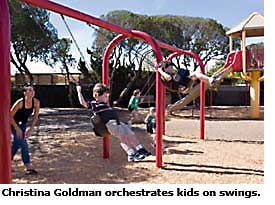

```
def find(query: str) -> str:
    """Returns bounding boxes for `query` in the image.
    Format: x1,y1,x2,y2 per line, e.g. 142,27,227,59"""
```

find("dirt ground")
11,106,264,184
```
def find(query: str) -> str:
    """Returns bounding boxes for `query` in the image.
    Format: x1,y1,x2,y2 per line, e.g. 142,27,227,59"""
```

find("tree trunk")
10,54,24,74
12,50,34,83
113,57,144,107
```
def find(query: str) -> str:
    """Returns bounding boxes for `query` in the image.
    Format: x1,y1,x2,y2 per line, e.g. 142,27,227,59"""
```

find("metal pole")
103,31,163,167
155,66,163,168
200,82,205,140
20,0,134,38
102,35,127,159
250,71,261,119
0,0,12,184
166,51,206,140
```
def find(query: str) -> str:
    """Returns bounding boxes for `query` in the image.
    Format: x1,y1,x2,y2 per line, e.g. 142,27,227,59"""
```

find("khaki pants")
105,120,135,139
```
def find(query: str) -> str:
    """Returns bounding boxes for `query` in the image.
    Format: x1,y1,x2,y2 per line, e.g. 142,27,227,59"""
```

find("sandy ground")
11,106,264,184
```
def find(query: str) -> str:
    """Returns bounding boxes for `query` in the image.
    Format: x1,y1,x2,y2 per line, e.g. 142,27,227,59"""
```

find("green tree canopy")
88,10,230,105
9,0,75,83
94,10,229,71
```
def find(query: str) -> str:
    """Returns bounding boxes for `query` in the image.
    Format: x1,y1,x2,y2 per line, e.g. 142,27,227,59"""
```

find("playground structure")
0,0,263,184
168,12,264,118
226,12,264,119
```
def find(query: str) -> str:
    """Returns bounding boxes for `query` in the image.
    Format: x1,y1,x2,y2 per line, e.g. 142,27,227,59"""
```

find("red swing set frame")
0,0,206,184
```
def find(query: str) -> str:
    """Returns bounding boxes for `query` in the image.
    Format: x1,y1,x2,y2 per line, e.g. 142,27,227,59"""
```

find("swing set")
0,0,207,184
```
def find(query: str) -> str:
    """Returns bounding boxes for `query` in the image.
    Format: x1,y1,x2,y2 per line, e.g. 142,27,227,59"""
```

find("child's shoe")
137,148,151,157
127,152,145,162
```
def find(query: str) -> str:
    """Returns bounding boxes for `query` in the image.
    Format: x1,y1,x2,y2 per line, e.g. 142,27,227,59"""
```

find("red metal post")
102,35,128,85
166,51,206,140
200,82,205,140
102,34,127,159
0,0,12,184
102,136,109,159
20,0,134,38
102,62,109,161
123,31,164,168
155,64,164,168
103,31,163,167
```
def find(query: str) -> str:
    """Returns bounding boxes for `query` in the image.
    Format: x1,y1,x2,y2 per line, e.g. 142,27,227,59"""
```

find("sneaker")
137,148,152,157
128,152,145,162
25,169,38,175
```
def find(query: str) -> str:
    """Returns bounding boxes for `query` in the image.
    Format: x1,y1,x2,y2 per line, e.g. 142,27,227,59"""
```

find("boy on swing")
158,61,217,94
76,83,151,162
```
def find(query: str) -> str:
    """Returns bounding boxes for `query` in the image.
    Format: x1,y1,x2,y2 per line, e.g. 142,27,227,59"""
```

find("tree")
207,61,225,76
49,38,76,82
91,10,229,105
9,0,59,82
96,11,229,70
178,18,229,70
49,38,77,107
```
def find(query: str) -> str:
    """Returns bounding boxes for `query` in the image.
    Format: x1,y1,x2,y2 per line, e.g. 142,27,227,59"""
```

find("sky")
13,0,264,74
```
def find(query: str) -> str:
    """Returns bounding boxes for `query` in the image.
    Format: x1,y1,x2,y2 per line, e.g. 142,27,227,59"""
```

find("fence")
11,84,264,108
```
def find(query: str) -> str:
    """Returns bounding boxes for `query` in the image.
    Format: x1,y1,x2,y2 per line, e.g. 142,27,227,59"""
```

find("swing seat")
90,115,110,137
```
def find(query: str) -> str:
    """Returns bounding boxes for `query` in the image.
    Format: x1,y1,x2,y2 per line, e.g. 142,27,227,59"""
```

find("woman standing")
10,83,40,175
